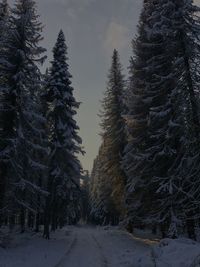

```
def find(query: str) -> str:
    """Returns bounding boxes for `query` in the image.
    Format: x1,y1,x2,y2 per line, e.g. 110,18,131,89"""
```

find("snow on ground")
58,226,155,267
153,238,200,267
0,227,75,267
0,225,155,267
0,225,200,267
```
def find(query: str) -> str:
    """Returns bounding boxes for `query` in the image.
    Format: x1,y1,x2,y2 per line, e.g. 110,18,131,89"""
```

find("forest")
90,0,200,241
1,0,200,263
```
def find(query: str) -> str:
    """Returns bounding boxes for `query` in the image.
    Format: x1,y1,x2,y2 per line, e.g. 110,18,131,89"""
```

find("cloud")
103,21,130,53
34,0,96,21
47,0,95,11
43,0,94,5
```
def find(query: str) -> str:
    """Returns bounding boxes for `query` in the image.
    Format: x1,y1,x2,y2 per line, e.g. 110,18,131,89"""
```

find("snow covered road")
56,228,108,267
1,226,200,267
0,226,157,267
55,226,155,267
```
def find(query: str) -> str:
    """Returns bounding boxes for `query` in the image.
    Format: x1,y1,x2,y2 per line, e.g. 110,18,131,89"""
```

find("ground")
56,226,155,267
0,225,200,267
0,225,155,267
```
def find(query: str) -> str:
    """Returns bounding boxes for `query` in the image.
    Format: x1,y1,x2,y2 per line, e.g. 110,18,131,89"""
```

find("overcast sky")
9,0,143,171
36,0,144,171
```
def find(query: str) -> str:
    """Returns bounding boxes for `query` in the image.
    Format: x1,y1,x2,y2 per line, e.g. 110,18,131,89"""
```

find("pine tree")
90,142,116,225
123,0,200,239
149,0,200,239
0,0,47,229
123,0,161,231
0,0,9,220
81,171,90,223
89,156,99,224
136,0,184,237
100,49,126,221
44,30,83,238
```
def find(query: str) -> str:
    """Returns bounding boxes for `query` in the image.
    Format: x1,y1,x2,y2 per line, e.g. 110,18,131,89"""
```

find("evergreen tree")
136,0,184,237
100,49,126,221
123,0,161,231
81,171,90,223
0,0,9,219
149,0,200,238
44,30,83,238
0,0,47,229
90,142,116,225
89,156,99,223
123,0,200,239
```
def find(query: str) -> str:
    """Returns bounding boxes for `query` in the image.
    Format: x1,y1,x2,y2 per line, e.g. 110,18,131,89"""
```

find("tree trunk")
126,221,133,233
43,206,50,239
152,225,157,235
0,163,6,223
186,212,196,240
28,211,34,229
160,224,166,238
35,212,40,232
43,195,51,239
51,213,56,232
9,215,15,232
20,208,25,233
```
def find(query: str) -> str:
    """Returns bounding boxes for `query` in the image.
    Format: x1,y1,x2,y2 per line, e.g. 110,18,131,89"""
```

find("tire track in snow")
91,234,109,267
54,226,155,267
54,234,78,267
55,227,107,267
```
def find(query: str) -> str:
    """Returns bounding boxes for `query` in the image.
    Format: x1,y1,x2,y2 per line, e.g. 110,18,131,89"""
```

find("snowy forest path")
56,225,156,267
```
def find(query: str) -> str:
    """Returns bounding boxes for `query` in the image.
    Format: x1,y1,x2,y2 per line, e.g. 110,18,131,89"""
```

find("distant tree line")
89,0,200,240
0,0,83,239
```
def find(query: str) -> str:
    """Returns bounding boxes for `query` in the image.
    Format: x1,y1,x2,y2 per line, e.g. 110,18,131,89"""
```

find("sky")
41,0,142,172
9,0,143,171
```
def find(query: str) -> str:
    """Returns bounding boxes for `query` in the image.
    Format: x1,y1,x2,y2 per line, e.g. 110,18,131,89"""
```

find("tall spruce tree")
44,30,83,238
90,142,116,225
0,0,9,219
81,171,90,223
135,0,184,237
123,0,200,238
123,0,161,231
0,0,47,229
149,0,200,238
100,49,126,221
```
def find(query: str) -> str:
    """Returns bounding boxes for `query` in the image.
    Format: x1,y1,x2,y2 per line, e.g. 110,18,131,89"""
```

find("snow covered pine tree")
0,0,47,231
90,142,116,225
43,30,83,238
123,0,165,233
0,0,9,224
149,0,200,239
90,50,127,225
123,0,200,239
